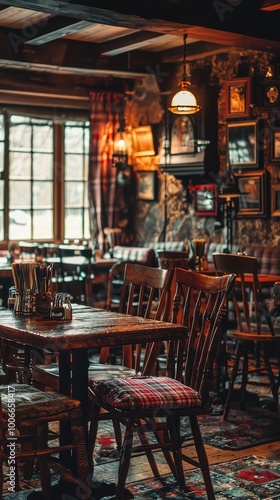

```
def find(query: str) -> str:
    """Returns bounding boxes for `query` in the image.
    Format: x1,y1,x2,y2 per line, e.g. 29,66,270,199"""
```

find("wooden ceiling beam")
25,18,93,45
1,0,280,49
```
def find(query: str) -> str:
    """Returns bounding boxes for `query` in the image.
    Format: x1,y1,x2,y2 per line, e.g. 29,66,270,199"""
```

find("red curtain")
89,91,122,251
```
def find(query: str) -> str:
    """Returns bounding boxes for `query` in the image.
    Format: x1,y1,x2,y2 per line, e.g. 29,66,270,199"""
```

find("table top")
0,304,188,352
236,274,280,287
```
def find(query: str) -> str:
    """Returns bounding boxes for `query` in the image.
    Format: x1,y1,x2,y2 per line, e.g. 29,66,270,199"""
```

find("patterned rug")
126,455,280,499
3,456,280,499
93,397,280,465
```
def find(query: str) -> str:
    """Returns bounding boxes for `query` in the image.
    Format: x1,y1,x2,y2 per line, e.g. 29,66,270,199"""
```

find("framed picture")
193,184,218,216
235,170,266,218
271,131,280,161
132,125,155,157
225,77,251,118
271,184,280,216
170,116,195,155
136,170,156,201
227,121,257,167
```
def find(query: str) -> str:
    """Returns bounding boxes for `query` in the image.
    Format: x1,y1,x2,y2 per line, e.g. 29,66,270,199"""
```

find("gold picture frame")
225,77,251,118
132,125,155,157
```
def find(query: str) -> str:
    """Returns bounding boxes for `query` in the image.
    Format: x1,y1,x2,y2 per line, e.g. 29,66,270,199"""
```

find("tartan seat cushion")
91,375,201,410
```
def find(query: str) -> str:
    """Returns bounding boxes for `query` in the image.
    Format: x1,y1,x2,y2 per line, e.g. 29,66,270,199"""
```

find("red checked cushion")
91,376,201,410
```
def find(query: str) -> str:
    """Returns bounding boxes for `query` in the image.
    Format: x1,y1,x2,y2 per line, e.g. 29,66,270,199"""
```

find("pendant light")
169,34,201,115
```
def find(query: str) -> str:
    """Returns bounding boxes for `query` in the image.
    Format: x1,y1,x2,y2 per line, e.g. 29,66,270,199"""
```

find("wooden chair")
32,264,172,446
0,384,89,498
88,269,235,500
212,252,280,420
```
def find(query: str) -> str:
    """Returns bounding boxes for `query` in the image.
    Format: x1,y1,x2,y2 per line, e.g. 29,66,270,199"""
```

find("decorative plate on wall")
258,81,280,109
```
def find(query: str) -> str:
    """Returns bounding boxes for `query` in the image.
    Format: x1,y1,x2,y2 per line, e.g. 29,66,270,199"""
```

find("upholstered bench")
112,245,156,267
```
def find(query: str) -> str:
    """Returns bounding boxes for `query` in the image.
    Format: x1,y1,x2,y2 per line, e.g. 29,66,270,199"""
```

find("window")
64,121,90,240
0,111,90,246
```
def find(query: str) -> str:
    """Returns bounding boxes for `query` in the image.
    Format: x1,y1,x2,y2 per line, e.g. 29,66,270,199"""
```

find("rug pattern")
127,456,280,499
3,456,280,499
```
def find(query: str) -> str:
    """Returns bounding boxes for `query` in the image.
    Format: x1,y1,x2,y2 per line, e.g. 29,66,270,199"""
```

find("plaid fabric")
91,376,201,410
88,91,121,250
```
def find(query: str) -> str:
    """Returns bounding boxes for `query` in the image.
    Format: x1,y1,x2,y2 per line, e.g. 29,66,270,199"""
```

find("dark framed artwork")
271,131,280,161
235,170,266,218
227,121,257,167
271,184,280,216
135,170,157,201
225,77,251,118
193,184,218,216
258,80,280,109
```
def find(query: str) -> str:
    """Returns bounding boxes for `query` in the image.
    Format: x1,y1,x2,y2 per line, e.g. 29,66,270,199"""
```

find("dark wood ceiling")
0,0,280,102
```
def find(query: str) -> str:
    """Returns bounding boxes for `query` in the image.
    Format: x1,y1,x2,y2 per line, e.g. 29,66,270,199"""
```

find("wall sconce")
112,124,128,170
169,34,201,115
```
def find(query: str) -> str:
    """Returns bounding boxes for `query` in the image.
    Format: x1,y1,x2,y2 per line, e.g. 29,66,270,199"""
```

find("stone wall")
123,50,280,248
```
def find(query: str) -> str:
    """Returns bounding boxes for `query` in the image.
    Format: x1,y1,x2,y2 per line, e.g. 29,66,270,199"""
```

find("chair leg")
88,403,101,470
240,345,249,410
37,422,52,499
189,416,215,500
263,345,279,411
223,341,243,420
136,424,160,478
115,419,134,500
167,415,185,488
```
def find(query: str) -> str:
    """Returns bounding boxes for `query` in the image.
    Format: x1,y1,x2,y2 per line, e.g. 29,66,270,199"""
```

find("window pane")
65,208,83,238
65,182,84,206
84,182,89,207
0,211,3,240
0,114,4,141
33,154,53,179
84,208,90,239
10,180,31,207
9,209,31,239
65,154,84,179
84,128,89,154
10,123,31,149
33,125,53,151
0,180,3,205
10,152,31,177
33,181,53,208
0,143,4,173
33,210,53,239
65,126,84,153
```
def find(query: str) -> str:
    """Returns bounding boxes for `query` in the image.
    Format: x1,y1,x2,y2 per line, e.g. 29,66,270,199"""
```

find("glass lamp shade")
112,130,128,169
169,89,200,115
113,131,127,155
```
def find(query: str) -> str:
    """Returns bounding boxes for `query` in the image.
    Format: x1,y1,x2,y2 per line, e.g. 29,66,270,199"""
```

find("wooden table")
0,304,188,429
238,274,280,287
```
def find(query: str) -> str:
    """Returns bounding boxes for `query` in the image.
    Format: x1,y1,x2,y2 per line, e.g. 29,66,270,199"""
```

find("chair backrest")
101,263,173,371
120,262,172,320
212,252,274,335
163,268,236,405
